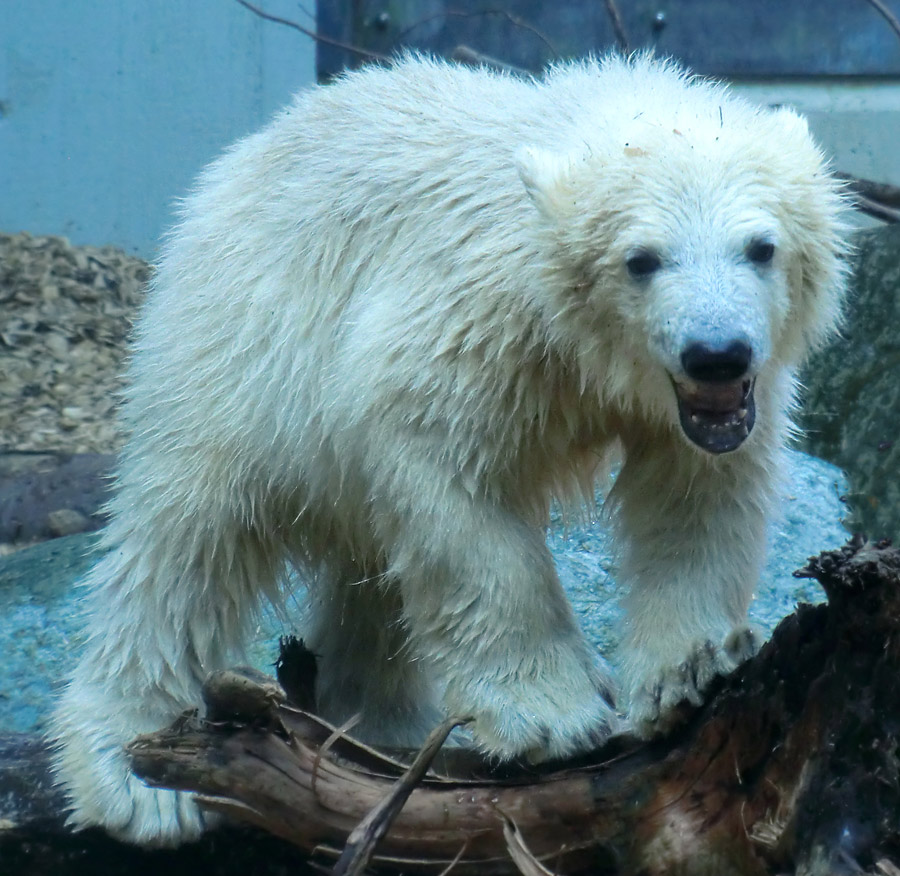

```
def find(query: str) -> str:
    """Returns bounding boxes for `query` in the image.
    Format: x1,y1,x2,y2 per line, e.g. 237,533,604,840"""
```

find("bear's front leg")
614,433,777,736
375,462,618,761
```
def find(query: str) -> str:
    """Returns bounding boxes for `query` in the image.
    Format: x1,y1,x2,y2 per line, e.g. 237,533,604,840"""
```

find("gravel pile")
0,232,150,454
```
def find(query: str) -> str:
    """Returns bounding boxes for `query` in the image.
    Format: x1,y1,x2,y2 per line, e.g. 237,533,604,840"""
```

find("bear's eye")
626,249,662,279
747,239,775,265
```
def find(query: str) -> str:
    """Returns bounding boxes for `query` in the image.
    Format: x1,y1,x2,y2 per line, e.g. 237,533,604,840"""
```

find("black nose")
680,340,752,383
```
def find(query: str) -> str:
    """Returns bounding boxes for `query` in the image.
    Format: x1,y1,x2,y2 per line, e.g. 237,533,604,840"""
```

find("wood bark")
122,537,900,876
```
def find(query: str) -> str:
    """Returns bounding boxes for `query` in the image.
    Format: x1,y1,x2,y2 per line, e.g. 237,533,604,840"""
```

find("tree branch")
393,9,559,57
451,46,530,76
603,0,630,53
863,0,900,47
838,171,900,207
234,0,388,61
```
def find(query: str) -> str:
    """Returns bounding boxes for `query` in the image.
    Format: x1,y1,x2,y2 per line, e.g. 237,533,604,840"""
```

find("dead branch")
393,9,559,57
236,0,558,63
863,0,900,47
128,538,900,875
234,0,388,61
839,172,900,206
852,193,900,223
838,172,900,222
603,0,630,53
332,716,471,876
451,46,530,76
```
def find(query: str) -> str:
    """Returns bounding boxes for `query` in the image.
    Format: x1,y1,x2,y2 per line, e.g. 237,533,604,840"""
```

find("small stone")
46,509,91,537
44,334,69,357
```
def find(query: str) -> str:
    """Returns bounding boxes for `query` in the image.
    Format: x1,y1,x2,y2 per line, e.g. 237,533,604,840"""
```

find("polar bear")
51,53,847,845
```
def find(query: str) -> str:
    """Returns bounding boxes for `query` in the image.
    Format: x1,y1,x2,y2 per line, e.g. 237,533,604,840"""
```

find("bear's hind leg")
52,507,285,846
305,566,444,750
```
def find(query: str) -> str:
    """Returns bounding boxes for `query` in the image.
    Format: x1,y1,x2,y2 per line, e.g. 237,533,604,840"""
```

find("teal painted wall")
0,1,316,256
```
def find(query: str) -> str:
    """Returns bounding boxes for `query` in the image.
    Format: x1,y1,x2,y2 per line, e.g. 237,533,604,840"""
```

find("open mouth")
672,377,756,454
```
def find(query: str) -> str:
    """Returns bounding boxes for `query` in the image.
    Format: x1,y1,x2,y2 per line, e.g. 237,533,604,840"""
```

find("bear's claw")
449,657,620,763
627,625,760,737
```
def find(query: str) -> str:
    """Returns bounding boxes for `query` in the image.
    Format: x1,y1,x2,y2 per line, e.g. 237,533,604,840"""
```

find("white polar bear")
51,53,847,845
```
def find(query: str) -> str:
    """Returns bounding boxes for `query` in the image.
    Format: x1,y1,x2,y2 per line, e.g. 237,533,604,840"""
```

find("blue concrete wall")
0,0,316,257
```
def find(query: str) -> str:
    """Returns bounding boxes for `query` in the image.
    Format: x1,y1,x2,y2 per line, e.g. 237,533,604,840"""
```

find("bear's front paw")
52,686,212,847
626,624,759,738
448,656,620,762
58,742,210,847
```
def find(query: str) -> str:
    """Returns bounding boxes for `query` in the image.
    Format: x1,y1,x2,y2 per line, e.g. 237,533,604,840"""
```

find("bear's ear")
514,146,575,220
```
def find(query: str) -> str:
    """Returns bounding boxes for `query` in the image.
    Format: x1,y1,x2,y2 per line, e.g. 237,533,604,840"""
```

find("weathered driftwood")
126,537,900,876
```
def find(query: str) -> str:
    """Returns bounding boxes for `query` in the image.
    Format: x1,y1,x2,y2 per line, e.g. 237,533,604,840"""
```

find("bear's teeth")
691,409,746,427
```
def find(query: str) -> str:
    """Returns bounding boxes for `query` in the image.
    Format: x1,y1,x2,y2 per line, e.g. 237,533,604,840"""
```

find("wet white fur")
51,53,848,845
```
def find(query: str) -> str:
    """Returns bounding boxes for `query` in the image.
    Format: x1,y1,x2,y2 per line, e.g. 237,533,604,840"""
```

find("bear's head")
516,87,849,455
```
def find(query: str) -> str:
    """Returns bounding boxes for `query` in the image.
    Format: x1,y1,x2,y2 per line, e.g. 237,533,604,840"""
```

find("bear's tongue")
673,378,756,454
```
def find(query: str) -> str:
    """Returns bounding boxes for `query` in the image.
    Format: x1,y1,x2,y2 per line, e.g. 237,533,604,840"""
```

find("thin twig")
863,0,900,46
435,840,471,876
500,811,557,876
295,2,315,23
311,713,362,799
395,9,559,57
833,171,900,223
331,716,471,876
603,0,630,53
452,45,530,76
836,171,900,207
852,192,900,223
234,0,388,61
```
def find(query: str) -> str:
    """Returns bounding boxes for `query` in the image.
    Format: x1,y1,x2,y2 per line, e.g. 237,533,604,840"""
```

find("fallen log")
127,537,900,876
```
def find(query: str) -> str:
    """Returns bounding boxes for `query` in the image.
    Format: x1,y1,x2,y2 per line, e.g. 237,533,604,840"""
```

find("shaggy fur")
51,53,848,845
